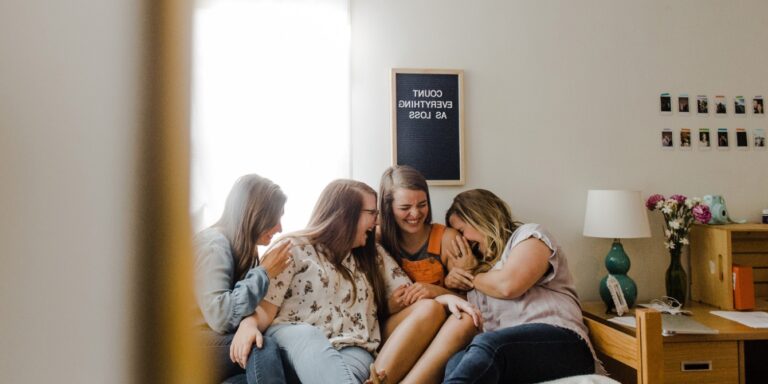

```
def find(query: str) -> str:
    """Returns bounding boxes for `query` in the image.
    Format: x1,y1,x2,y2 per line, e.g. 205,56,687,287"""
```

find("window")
191,0,351,234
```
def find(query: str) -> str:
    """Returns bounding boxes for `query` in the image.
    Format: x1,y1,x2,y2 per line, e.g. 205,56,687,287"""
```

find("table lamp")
583,190,650,311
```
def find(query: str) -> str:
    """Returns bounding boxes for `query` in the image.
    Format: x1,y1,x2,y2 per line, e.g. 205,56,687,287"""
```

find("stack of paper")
710,311,768,328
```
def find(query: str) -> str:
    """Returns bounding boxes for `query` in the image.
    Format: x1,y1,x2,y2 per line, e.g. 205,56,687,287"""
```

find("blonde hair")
445,189,521,273
378,165,432,263
213,174,286,281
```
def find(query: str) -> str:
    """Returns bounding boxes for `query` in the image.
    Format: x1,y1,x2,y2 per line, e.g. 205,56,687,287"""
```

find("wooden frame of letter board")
391,68,465,186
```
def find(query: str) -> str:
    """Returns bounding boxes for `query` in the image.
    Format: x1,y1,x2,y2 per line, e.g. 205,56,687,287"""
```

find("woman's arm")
442,227,478,292
194,234,270,334
229,301,280,368
376,245,414,314
472,238,551,299
401,282,454,305
254,301,279,332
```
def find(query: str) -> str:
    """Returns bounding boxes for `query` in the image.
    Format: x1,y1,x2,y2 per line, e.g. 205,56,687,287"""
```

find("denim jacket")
193,227,269,334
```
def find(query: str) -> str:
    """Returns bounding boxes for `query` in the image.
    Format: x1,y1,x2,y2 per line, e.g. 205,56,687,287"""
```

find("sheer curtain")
191,0,350,234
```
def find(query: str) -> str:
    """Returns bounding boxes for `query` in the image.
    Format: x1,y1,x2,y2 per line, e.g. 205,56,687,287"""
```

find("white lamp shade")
583,190,651,239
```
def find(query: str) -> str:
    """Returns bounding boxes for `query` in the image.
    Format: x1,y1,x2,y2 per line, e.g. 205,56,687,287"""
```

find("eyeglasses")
361,208,379,217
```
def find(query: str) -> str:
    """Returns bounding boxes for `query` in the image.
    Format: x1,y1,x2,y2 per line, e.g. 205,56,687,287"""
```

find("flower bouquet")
646,194,712,305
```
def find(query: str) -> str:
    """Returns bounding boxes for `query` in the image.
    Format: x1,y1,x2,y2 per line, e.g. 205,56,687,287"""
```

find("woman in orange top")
373,165,479,384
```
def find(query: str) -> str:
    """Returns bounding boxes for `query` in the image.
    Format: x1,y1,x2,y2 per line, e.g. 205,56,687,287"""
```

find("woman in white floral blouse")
230,179,479,384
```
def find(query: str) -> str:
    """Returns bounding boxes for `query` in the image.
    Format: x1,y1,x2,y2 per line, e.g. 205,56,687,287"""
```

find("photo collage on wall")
660,93,766,150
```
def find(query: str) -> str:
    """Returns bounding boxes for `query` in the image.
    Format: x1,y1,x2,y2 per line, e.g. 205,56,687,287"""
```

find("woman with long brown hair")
229,179,479,384
375,165,479,383
193,174,293,384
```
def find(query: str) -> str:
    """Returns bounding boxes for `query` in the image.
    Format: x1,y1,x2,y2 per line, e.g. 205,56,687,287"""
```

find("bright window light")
191,0,350,235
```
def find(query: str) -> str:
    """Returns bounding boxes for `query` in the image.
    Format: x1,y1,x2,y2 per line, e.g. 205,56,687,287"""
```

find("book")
733,265,756,310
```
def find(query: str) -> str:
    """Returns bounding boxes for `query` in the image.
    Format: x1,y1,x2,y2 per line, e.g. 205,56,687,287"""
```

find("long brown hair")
213,174,286,281
445,189,521,273
378,165,432,264
290,179,389,319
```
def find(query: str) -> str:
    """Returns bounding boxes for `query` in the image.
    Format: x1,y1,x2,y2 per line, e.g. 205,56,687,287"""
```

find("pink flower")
646,194,665,210
669,194,687,204
692,204,712,224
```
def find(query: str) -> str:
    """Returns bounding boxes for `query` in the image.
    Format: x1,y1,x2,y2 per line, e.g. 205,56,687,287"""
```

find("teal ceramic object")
599,240,637,310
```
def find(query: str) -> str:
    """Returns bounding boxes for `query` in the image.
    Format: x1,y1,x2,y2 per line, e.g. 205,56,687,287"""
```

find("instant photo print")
735,96,746,115
715,95,727,114
661,128,673,148
698,128,711,149
736,128,748,148
680,128,691,149
678,94,690,113
754,128,765,148
660,93,672,113
717,128,729,148
753,96,764,115
697,95,709,114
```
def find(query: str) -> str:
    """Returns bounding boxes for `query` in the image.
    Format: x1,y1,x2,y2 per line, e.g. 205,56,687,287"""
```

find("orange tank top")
400,224,447,287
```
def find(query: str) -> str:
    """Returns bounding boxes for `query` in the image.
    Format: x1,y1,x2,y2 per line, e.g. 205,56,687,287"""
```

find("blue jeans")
443,323,594,384
266,323,373,384
201,328,288,384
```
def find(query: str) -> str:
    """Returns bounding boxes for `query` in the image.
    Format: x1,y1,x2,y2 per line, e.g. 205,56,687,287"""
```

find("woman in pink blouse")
442,189,600,383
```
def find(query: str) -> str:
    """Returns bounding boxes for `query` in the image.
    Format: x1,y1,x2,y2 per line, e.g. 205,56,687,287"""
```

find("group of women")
193,166,600,384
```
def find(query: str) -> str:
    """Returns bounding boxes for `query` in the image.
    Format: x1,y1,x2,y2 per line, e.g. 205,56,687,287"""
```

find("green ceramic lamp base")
598,239,638,311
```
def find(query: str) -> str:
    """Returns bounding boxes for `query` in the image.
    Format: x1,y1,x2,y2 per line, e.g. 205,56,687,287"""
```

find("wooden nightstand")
582,301,768,383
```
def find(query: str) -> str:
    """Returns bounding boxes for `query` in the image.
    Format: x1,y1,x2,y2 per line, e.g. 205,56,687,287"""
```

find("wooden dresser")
582,301,768,383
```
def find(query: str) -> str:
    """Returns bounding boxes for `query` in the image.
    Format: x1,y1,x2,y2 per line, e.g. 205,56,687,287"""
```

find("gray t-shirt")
192,227,270,334
467,223,603,373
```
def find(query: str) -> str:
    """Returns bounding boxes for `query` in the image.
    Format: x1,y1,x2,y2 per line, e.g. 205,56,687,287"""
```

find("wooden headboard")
583,308,663,384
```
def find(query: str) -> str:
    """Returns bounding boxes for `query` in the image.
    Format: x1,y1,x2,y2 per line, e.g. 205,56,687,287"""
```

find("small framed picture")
697,95,709,114
715,95,727,114
735,96,746,115
660,93,672,113
678,94,690,113
753,96,764,115
754,128,766,148
680,128,692,149
717,128,729,148
662,128,674,148
698,128,711,149
736,128,748,149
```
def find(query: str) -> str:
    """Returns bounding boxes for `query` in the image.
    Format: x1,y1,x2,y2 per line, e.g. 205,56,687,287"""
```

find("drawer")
664,341,738,383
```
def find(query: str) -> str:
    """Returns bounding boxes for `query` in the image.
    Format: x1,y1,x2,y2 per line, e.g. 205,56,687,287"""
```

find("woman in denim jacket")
193,174,292,383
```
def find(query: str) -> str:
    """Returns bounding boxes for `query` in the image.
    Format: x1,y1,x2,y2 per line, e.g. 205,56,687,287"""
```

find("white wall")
351,0,768,301
0,1,141,382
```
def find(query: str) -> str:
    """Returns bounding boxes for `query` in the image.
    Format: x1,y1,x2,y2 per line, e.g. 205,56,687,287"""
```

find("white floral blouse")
264,236,411,353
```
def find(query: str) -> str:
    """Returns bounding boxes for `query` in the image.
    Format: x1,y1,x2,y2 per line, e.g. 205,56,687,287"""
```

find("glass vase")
665,245,687,306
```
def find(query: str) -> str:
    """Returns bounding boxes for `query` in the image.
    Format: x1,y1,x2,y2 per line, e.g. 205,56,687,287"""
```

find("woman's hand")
451,235,479,271
445,267,474,291
402,282,443,305
229,315,263,369
435,294,482,329
388,283,410,313
365,363,387,384
260,240,292,279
